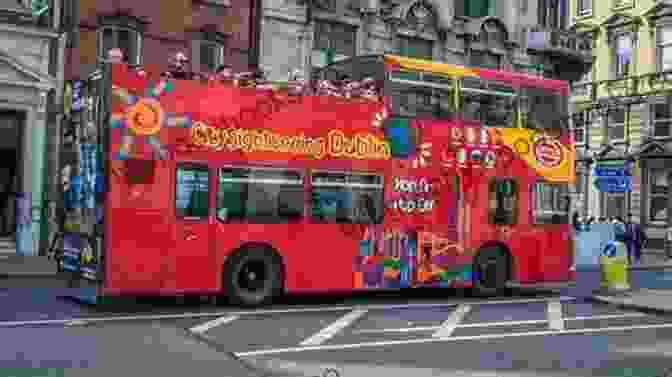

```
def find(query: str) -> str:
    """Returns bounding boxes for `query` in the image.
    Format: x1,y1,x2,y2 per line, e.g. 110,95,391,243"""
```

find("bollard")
600,239,630,292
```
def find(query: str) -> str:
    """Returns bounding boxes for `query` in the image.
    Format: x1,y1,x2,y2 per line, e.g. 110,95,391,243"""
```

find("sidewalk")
591,289,672,316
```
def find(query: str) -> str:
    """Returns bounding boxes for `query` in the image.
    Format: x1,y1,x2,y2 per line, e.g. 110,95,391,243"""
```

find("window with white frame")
98,26,142,65
604,192,626,219
612,33,633,78
652,98,672,138
657,25,672,73
649,169,669,223
607,108,626,142
577,0,592,16
192,40,225,73
314,21,356,58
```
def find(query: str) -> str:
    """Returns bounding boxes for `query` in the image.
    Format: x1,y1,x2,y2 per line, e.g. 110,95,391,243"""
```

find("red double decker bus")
55,55,574,306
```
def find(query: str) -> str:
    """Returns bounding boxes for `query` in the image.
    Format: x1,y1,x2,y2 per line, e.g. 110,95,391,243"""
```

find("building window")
648,169,669,223
175,166,210,218
98,26,142,65
657,26,672,73
314,21,356,58
217,167,304,224
572,110,590,145
575,171,586,194
192,40,225,73
612,34,633,79
577,0,592,16
470,51,500,68
532,182,570,224
398,36,433,60
310,172,384,224
456,0,494,18
604,192,626,219
538,0,564,29
489,179,518,225
652,98,672,138
607,108,626,142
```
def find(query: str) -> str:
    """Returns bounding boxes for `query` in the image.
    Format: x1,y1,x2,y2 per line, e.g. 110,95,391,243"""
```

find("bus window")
519,87,565,130
310,172,384,224
489,179,518,225
461,77,517,127
176,166,210,218
532,182,570,225
217,167,304,224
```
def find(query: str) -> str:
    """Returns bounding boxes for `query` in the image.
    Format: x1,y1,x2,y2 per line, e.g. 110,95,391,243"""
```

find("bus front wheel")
223,246,283,307
473,246,509,297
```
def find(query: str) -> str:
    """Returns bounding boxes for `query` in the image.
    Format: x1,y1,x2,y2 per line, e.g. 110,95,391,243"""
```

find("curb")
588,294,672,317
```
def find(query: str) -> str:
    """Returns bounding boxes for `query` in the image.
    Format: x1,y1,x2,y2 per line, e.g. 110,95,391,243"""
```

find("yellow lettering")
189,123,389,160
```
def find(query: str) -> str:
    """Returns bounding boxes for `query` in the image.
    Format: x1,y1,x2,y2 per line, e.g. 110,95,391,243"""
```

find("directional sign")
594,176,632,193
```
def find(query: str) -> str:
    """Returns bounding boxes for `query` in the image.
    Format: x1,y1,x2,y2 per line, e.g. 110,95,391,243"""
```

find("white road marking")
299,309,368,346
547,301,564,331
353,313,648,334
189,315,239,334
0,296,575,328
432,304,471,338
234,322,672,357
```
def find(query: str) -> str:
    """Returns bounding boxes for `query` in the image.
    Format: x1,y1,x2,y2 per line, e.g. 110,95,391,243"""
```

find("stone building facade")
0,0,65,255
259,0,591,83
569,0,672,255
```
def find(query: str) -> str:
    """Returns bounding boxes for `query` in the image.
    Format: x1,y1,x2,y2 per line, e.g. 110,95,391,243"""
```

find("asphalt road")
3,290,672,377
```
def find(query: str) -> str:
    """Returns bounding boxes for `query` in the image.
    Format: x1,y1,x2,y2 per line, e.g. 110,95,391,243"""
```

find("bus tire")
222,246,282,307
473,246,509,297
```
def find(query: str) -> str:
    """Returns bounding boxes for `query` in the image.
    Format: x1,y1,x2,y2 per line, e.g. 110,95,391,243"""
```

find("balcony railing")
526,27,593,63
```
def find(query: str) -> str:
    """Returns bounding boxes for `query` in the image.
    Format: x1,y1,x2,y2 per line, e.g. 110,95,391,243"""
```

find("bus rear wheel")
473,246,509,297
223,246,282,307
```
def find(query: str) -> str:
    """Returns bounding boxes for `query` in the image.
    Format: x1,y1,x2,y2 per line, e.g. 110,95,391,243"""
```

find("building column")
16,107,34,256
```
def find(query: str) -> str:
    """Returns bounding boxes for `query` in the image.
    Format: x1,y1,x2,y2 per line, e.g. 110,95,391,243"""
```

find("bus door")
531,181,571,281
171,164,216,291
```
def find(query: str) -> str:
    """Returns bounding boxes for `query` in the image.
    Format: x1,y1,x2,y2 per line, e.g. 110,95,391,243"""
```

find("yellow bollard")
600,240,630,292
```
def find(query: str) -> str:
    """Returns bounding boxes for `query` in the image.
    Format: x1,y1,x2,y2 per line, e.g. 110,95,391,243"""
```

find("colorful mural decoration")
110,80,192,160
500,128,574,183
353,167,471,289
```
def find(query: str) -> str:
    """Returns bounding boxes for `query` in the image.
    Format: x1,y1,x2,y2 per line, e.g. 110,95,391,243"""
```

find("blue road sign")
594,176,632,193
603,242,616,258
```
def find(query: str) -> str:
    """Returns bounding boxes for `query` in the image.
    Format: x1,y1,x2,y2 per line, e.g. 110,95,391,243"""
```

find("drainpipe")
249,0,261,69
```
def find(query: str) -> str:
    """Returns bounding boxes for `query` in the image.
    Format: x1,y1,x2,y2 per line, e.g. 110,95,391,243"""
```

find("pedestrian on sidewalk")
625,213,643,265
666,225,672,260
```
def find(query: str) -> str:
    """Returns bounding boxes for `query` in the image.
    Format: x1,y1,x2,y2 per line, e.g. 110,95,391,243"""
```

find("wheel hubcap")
238,261,267,292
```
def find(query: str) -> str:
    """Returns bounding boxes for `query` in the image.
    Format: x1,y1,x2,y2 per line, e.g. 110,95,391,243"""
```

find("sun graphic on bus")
110,80,192,160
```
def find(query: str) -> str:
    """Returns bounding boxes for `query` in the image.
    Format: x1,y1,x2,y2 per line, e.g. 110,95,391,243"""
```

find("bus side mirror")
216,208,228,222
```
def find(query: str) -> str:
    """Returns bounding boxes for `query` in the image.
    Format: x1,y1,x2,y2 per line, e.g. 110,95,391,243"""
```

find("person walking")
666,225,672,260
625,213,643,265
0,166,9,236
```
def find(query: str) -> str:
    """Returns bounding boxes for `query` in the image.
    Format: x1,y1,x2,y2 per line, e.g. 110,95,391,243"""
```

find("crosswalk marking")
189,315,239,334
547,301,564,331
299,309,368,346
432,304,472,338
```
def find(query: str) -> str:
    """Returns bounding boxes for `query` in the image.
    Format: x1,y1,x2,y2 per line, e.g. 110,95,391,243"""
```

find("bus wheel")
473,247,509,297
223,247,282,307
